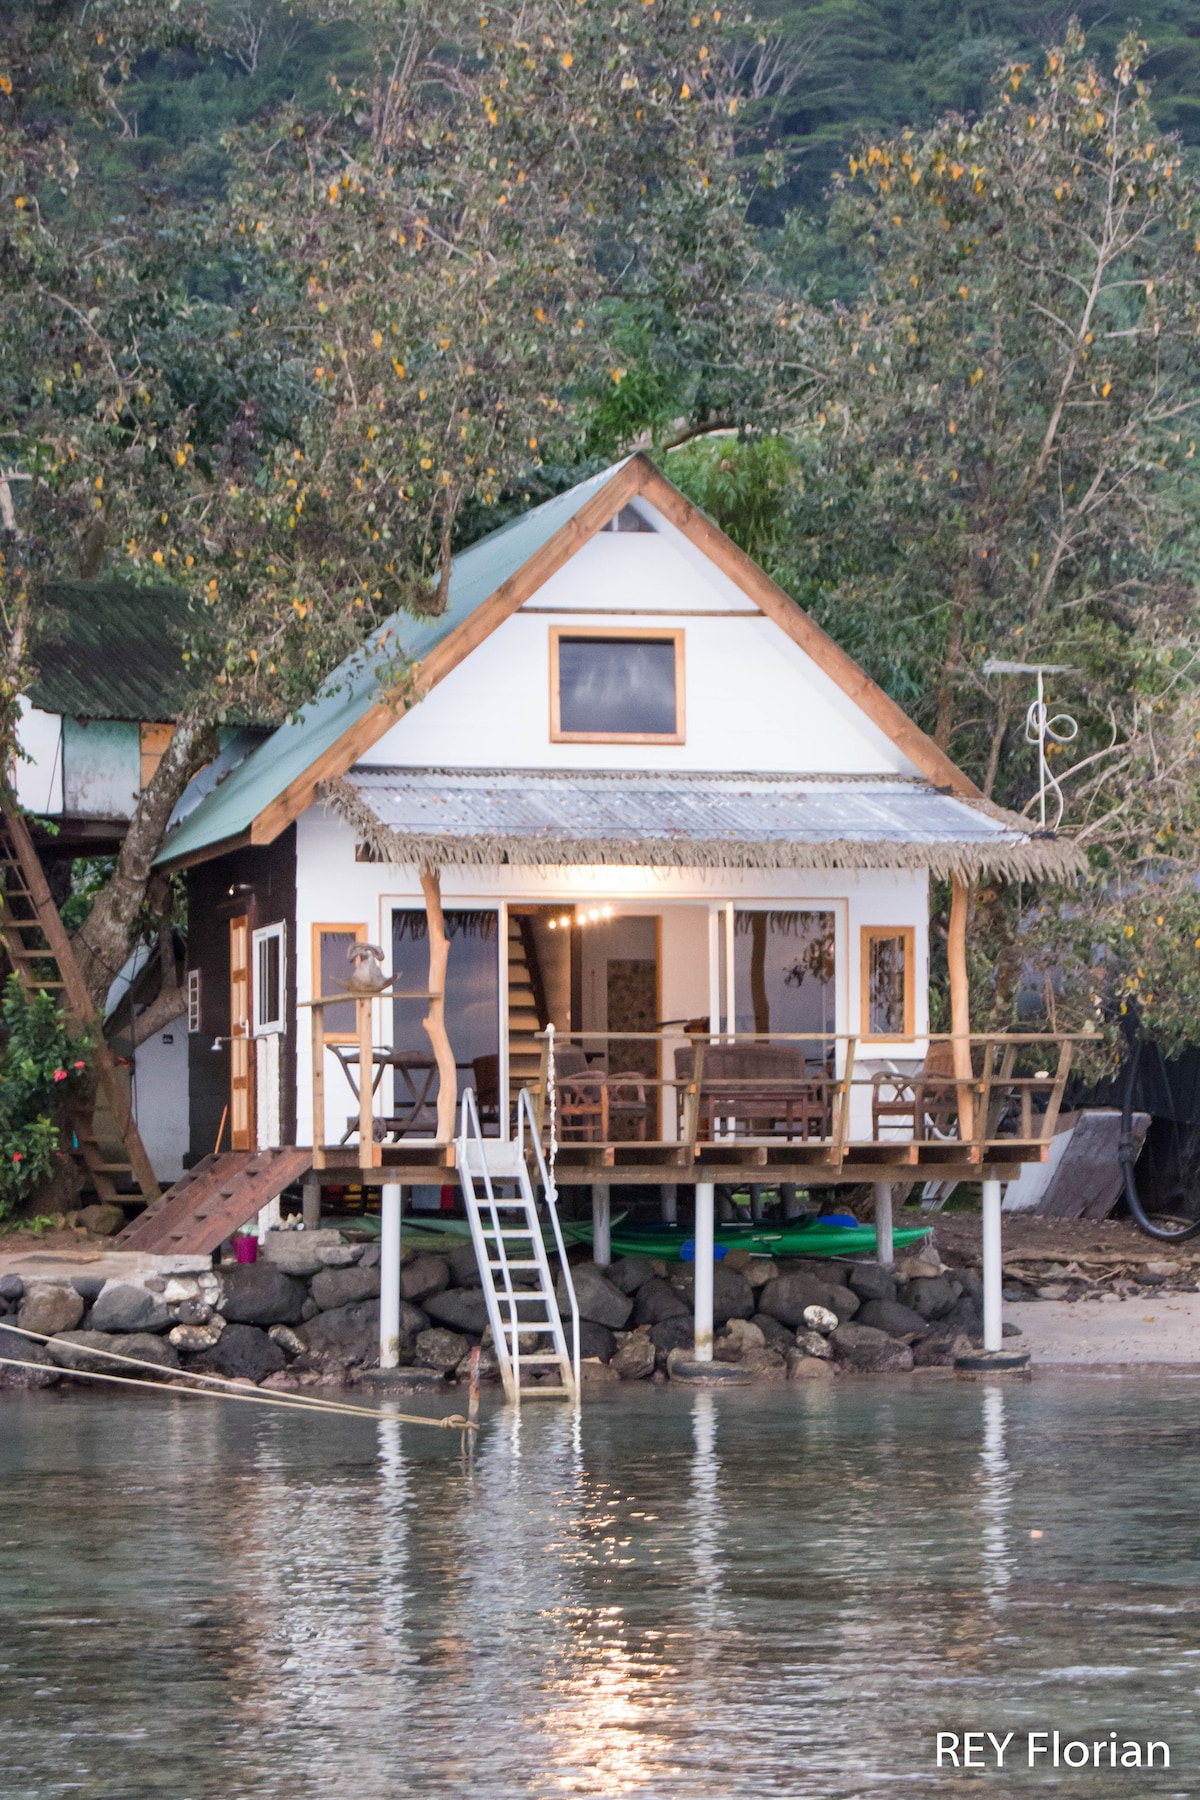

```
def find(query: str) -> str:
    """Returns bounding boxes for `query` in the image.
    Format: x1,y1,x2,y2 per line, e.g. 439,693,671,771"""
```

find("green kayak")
398,1212,930,1262
560,1219,931,1262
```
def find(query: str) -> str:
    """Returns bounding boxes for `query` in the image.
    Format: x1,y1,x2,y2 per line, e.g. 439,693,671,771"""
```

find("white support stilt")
302,1174,320,1231
661,1184,678,1224
693,1181,715,1362
380,1182,403,1369
981,1177,1003,1353
592,1184,611,1267
874,1182,894,1267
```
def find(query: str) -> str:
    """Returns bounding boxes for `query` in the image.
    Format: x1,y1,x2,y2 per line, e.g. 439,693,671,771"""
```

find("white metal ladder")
457,1087,580,1406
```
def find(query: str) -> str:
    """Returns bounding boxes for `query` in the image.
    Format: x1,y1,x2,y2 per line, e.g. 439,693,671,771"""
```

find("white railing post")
874,1182,894,1266
693,1181,715,1362
380,1182,403,1368
982,1177,1003,1352
592,1183,611,1267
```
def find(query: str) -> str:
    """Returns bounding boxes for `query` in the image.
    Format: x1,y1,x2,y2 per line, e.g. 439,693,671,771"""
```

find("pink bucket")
232,1233,258,1264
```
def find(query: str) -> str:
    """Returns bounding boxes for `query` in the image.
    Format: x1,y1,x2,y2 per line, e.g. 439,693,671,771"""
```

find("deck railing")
306,1006,1087,1173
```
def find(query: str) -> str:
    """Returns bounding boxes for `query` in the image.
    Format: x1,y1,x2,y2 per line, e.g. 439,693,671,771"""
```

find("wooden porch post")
948,874,974,1139
420,865,458,1142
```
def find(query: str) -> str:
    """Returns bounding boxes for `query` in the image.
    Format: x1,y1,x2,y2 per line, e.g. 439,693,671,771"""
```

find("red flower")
12,1152,23,1163
73,1060,85,1070
52,1069,67,1082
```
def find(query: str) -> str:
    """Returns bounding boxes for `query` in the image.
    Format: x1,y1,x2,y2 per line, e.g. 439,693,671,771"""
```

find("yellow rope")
0,1328,473,1430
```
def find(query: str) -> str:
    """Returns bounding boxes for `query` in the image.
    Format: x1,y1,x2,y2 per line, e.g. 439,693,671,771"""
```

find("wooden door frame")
229,913,255,1152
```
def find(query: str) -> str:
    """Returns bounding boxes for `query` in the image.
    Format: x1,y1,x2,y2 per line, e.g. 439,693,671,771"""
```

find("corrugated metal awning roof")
325,767,1083,881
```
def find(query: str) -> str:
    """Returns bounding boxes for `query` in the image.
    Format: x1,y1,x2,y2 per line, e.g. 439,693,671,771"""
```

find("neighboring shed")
17,580,197,848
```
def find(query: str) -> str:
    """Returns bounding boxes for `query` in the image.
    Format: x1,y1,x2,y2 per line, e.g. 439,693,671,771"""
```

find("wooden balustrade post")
948,875,975,1140
311,1001,326,1170
357,995,380,1168
420,865,458,1143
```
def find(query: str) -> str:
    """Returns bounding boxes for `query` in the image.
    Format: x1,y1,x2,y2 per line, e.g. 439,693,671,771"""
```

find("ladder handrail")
517,1086,580,1394
459,1086,525,1400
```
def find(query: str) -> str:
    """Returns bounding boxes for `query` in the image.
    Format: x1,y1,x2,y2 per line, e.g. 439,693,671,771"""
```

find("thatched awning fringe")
321,774,1084,883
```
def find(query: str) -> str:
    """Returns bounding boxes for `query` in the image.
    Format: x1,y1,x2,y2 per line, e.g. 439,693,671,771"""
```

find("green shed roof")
156,461,631,865
31,581,196,722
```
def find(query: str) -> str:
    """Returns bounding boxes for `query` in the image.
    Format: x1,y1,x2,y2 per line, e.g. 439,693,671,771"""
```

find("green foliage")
0,978,87,1221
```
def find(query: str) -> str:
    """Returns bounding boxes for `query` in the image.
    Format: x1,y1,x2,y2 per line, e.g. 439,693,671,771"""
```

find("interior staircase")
457,1087,578,1405
0,796,160,1207
116,1146,313,1255
507,912,546,1111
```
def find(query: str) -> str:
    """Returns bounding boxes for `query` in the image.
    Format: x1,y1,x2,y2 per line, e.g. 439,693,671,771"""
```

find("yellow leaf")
372,330,383,348
958,285,968,299
0,76,12,95
560,52,573,67
1101,381,1111,398
420,457,432,469
680,83,690,98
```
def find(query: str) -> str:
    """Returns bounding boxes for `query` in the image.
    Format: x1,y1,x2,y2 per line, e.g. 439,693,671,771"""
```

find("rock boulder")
423,1287,490,1337
854,1298,930,1340
606,1256,658,1296
578,1319,617,1363
831,1321,914,1372
89,1282,171,1335
401,1254,450,1304
847,1263,897,1304
310,1265,380,1312
187,1323,286,1383
18,1283,84,1338
612,1333,656,1379
0,1324,59,1386
632,1277,690,1328
559,1264,633,1330
415,1327,469,1371
760,1272,859,1329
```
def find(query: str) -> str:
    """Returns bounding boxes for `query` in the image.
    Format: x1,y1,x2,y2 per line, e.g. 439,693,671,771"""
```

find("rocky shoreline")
0,1230,1005,1392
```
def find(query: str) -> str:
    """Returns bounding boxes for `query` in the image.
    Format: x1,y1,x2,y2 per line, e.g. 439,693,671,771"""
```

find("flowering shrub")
0,977,88,1222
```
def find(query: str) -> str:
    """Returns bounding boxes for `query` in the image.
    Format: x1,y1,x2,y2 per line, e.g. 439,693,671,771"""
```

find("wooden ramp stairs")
116,1147,313,1255
457,1087,579,1405
0,795,160,1208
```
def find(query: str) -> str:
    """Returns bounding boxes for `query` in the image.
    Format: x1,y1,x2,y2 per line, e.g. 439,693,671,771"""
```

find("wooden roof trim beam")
248,459,646,846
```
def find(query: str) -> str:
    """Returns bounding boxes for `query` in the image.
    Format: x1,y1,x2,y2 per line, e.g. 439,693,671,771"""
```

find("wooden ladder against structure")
116,1146,313,1255
457,1087,579,1405
0,794,160,1208
507,911,547,1112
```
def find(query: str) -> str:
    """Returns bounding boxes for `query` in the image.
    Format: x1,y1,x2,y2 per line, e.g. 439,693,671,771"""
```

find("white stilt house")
158,455,1082,1366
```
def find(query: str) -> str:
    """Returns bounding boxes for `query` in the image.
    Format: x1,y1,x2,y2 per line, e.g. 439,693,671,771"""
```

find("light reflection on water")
1,1376,1199,1798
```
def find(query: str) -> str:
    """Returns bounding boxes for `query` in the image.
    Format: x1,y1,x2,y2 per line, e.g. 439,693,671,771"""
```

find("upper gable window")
550,629,684,743
602,505,656,533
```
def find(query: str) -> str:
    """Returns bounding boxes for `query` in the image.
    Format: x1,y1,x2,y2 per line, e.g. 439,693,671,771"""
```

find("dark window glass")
557,637,677,736
392,910,499,1068
256,931,282,1030
319,930,360,1037
734,911,836,1060
867,932,908,1035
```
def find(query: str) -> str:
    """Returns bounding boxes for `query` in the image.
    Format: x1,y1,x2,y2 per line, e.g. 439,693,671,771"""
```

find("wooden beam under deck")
308,1138,1048,1188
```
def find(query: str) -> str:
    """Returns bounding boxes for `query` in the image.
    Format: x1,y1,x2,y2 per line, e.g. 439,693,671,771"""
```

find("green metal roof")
156,461,631,864
31,581,195,722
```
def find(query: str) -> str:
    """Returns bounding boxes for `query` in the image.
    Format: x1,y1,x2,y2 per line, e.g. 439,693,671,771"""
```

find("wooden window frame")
549,626,685,744
312,922,367,1044
860,926,916,1042
186,968,201,1033
252,921,286,1037
139,721,175,789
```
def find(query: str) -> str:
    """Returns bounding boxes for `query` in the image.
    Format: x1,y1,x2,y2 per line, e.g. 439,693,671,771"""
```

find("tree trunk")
420,865,457,1141
70,715,214,1009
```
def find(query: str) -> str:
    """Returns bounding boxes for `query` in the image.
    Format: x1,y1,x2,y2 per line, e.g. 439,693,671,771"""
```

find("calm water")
2,1376,1199,1800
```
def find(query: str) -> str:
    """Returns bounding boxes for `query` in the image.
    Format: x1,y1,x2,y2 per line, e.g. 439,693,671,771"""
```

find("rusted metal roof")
326,767,1084,881
30,581,195,722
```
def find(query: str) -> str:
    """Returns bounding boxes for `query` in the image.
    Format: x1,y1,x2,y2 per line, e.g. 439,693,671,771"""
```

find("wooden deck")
309,1136,1050,1187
